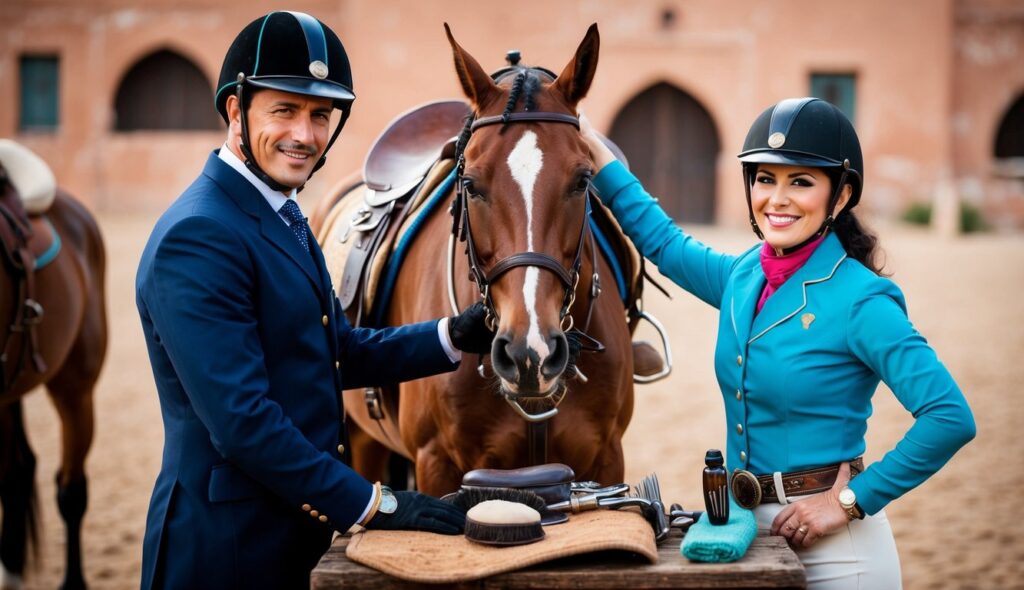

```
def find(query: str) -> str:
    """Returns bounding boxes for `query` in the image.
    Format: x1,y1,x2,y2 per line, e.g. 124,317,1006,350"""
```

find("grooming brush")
464,500,545,546
446,486,547,513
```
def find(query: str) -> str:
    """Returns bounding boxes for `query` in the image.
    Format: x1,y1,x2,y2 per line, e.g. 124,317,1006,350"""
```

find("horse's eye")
571,173,592,195
462,178,485,200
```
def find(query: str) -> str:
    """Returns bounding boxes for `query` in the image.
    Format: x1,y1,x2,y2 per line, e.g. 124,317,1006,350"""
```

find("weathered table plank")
311,530,806,589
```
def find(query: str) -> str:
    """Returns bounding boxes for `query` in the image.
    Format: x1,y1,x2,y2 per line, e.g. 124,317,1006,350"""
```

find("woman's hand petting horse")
770,462,853,548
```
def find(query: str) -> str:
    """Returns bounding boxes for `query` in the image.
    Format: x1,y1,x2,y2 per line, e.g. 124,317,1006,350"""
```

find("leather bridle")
451,109,593,333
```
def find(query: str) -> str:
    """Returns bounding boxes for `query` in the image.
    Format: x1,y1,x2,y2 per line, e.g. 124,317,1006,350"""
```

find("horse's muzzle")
491,330,569,397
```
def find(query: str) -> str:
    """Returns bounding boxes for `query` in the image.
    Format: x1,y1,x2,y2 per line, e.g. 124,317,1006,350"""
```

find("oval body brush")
464,500,545,546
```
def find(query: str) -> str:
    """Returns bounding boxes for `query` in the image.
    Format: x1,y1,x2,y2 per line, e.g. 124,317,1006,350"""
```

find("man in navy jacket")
136,11,490,589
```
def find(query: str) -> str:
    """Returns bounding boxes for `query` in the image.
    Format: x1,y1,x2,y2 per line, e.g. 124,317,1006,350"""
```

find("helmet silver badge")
767,132,786,148
309,60,329,80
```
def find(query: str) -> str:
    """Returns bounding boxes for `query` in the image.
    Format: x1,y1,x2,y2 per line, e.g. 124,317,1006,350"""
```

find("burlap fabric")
345,509,657,583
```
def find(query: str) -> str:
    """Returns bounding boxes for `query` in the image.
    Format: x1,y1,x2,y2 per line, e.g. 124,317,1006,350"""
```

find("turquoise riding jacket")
593,161,975,515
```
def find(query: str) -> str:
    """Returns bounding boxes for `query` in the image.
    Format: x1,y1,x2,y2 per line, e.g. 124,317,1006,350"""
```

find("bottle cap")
704,449,724,466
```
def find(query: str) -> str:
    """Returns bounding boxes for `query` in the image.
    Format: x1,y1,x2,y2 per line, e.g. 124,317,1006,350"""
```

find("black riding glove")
366,491,466,535
448,301,495,354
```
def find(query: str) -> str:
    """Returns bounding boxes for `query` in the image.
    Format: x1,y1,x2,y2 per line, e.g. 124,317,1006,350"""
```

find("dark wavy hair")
825,169,887,276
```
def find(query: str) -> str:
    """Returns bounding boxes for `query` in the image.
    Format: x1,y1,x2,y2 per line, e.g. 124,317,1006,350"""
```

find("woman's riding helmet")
737,98,863,242
214,11,355,190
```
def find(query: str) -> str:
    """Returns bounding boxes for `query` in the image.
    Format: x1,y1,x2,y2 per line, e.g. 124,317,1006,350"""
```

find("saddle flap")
364,176,426,208
363,100,470,203
0,139,56,214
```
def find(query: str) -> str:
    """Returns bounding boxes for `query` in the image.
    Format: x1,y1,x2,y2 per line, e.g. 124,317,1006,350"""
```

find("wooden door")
609,83,719,223
114,50,221,131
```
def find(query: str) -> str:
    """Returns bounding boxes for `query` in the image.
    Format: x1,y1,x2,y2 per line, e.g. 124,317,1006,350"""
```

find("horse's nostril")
540,333,569,380
491,335,517,379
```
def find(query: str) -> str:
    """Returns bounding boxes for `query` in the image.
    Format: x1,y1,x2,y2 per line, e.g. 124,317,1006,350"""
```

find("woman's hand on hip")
770,462,853,548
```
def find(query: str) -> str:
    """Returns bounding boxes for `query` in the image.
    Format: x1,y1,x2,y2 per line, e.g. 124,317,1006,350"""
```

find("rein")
0,175,47,395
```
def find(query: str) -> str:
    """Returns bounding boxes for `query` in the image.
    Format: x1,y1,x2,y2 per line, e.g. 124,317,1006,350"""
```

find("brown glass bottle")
702,449,729,525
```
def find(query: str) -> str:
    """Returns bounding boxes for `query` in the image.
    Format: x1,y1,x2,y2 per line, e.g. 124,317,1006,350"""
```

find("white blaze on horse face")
507,131,551,379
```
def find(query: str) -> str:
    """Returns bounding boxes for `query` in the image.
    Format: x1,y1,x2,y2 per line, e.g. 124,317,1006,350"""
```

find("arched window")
609,83,720,223
114,49,221,131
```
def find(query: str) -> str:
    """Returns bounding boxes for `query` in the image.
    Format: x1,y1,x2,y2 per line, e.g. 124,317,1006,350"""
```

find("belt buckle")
730,469,762,510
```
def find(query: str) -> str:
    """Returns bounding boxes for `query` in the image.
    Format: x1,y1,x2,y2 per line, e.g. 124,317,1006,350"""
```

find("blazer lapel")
731,261,765,348
259,204,323,298
310,239,335,302
202,152,325,300
747,233,847,344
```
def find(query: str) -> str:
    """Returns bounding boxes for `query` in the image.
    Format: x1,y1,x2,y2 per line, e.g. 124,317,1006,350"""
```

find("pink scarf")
756,236,826,315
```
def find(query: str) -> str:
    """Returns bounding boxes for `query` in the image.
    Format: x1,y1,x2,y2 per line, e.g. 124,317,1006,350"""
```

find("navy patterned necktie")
278,199,310,253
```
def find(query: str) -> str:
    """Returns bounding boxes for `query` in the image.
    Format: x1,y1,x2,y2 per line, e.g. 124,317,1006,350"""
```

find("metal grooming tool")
569,482,630,496
548,474,673,542
669,503,703,531
547,483,630,513
632,473,670,542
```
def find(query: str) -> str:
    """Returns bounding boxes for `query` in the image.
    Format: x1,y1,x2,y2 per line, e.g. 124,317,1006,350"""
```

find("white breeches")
754,496,903,590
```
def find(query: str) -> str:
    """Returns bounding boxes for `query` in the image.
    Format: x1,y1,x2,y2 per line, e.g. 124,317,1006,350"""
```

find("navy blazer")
136,153,456,589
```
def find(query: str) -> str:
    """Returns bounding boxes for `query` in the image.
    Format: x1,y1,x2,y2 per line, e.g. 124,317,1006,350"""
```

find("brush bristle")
448,486,547,512
464,518,545,546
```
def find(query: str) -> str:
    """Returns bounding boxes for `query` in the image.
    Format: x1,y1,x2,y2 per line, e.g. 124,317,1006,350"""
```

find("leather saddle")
0,139,57,216
336,100,469,325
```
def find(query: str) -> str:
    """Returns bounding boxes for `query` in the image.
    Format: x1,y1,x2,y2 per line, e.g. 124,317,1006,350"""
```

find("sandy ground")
11,211,1024,589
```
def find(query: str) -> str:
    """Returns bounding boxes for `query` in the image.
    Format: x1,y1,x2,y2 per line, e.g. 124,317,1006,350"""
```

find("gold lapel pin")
801,313,816,330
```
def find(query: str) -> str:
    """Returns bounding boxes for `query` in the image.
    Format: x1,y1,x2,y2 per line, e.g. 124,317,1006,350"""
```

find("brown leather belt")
730,458,864,510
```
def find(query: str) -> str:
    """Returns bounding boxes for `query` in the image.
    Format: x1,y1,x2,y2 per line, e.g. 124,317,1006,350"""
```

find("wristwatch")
379,485,398,514
838,486,864,520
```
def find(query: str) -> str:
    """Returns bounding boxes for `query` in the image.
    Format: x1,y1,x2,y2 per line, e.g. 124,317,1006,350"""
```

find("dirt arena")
13,211,1024,589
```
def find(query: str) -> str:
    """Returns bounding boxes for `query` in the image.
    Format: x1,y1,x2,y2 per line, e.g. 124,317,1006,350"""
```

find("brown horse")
0,142,107,590
315,25,642,496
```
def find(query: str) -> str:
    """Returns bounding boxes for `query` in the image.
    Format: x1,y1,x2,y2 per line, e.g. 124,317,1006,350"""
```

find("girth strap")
527,421,548,467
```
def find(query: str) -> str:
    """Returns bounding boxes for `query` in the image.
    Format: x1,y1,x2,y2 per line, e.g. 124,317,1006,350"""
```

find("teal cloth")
680,498,757,563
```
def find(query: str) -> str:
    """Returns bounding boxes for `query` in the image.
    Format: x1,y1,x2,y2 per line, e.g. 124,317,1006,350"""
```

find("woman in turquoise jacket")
582,98,975,589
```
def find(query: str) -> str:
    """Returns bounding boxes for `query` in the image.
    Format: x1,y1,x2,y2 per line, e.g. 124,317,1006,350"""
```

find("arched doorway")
995,93,1024,161
114,49,221,131
609,83,720,223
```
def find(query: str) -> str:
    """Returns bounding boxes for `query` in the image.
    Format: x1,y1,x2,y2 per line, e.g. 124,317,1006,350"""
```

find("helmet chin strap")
744,160,857,255
234,74,349,193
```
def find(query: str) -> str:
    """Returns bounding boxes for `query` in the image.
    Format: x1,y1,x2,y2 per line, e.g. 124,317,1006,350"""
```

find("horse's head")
446,24,599,399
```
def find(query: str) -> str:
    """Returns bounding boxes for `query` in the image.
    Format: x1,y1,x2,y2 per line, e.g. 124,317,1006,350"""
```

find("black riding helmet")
737,97,863,249
215,11,355,191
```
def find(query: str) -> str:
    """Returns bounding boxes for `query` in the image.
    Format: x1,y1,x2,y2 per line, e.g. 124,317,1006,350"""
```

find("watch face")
379,486,398,514
839,487,856,507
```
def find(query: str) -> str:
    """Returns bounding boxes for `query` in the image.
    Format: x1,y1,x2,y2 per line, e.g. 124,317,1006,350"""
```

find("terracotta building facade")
2,0,1022,229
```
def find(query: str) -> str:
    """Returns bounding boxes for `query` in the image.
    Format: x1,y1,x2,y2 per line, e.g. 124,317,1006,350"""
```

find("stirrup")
632,310,672,383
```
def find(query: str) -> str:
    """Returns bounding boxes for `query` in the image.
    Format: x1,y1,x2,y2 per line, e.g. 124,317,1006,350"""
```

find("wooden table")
311,530,806,589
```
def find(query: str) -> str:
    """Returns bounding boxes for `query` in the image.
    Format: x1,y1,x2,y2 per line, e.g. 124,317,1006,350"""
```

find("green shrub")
900,202,990,233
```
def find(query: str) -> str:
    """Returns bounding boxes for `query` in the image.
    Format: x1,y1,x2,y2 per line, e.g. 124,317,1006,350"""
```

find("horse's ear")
445,23,499,109
553,23,600,107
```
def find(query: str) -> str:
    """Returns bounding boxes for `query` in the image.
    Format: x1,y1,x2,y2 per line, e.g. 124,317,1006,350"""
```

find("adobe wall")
4,0,1018,229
